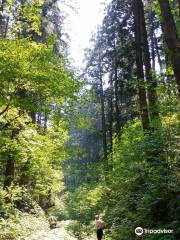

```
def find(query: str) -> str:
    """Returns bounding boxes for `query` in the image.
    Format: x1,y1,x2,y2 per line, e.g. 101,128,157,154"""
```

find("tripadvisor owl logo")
135,227,174,236
135,227,144,236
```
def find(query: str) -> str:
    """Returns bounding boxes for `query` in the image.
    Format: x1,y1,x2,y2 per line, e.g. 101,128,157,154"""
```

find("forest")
0,0,179,240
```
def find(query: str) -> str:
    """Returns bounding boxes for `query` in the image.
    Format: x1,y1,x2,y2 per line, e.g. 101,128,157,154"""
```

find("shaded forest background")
0,0,179,240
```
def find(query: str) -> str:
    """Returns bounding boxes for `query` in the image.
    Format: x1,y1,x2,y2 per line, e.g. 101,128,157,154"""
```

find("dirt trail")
27,221,76,240
40,228,76,240
27,220,97,240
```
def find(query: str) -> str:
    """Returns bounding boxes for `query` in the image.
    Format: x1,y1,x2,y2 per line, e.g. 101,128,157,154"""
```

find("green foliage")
0,210,49,240
103,109,179,240
0,185,49,239
0,0,81,239
0,38,78,110
0,0,44,37
0,106,68,204
17,0,44,35
0,1,179,240
0,34,79,202
47,195,69,220
65,92,179,240
0,10,79,239
67,220,96,240
66,184,105,223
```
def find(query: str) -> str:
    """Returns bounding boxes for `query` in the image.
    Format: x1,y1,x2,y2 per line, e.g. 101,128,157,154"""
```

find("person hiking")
95,214,106,240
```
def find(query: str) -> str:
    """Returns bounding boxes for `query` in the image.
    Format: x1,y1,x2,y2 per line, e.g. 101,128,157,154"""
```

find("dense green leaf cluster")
0,17,79,240
66,104,179,239
104,110,179,239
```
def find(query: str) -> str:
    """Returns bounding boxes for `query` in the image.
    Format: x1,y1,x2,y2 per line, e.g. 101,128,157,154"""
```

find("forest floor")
27,220,96,240
27,221,75,240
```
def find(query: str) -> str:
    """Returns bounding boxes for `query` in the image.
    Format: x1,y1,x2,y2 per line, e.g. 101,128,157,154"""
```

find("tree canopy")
0,0,179,239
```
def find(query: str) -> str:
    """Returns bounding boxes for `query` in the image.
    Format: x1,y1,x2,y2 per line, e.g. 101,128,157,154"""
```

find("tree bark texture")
132,0,150,132
158,0,180,95
4,129,19,188
138,0,159,120
98,59,108,161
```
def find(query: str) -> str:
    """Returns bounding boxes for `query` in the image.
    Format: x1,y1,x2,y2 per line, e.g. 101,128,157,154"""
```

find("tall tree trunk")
19,161,30,186
108,71,113,152
148,7,156,71
30,111,36,123
158,0,180,95
139,0,159,120
154,32,163,74
0,0,7,36
133,0,150,132
4,155,14,188
36,0,59,42
37,112,42,125
100,75,108,161
114,61,121,133
44,111,48,129
150,26,156,71
112,39,121,133
99,60,108,161
4,129,19,188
